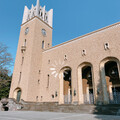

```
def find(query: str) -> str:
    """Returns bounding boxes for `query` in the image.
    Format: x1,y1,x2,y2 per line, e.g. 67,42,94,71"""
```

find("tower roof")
22,0,53,27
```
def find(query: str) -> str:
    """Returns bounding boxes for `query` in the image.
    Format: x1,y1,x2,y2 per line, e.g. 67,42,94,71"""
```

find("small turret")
22,6,29,24
36,0,40,16
30,4,34,18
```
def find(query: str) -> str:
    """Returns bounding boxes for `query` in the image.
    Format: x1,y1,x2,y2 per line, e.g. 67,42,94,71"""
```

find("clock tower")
9,0,53,102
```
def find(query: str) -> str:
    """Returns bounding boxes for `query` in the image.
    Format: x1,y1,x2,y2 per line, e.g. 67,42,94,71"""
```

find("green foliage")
0,70,12,100
0,43,13,100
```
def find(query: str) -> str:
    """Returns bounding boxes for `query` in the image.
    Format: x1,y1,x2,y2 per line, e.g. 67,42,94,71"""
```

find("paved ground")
0,111,120,120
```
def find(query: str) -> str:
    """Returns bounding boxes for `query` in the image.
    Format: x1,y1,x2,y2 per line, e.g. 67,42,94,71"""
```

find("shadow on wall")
93,68,120,119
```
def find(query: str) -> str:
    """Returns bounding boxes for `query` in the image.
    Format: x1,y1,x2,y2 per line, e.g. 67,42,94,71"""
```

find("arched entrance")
105,61,120,104
82,65,94,104
100,57,120,104
78,63,94,104
14,88,22,102
59,67,72,104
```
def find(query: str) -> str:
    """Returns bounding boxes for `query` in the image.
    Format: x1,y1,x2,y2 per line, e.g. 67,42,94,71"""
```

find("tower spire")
37,0,40,6
31,4,34,9
36,0,40,16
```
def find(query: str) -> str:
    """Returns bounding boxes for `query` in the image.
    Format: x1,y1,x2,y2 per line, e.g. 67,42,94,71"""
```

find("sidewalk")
0,111,120,120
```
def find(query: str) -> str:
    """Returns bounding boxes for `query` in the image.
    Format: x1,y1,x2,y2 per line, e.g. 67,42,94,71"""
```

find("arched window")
17,90,21,102
44,13,48,21
41,12,43,17
82,49,86,56
24,39,26,46
64,55,67,61
104,43,109,50
14,88,22,102
39,9,43,17
42,41,44,49
47,74,50,88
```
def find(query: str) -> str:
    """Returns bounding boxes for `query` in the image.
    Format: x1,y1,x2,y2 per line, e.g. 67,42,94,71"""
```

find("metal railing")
109,92,120,104
83,94,94,104
64,95,72,104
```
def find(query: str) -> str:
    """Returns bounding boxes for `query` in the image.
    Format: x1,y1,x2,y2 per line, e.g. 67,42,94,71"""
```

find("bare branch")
0,43,13,72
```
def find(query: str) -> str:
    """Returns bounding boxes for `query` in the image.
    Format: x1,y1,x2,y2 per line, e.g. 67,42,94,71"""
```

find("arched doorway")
78,63,94,104
82,65,94,104
105,61,120,104
59,67,72,104
14,88,22,102
100,57,120,104
63,69,72,104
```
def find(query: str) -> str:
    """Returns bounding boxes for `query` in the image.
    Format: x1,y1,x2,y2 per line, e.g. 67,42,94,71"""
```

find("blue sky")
0,0,120,73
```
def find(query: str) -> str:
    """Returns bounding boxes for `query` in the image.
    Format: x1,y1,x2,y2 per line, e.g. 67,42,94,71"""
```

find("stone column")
117,62,120,80
78,67,84,104
59,72,64,104
100,66,109,104
92,65,103,105
71,67,78,104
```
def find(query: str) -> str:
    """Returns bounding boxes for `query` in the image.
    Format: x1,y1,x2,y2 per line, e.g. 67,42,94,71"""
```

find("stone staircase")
20,101,120,115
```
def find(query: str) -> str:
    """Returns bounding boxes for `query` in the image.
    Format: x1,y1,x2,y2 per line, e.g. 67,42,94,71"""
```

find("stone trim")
43,22,120,53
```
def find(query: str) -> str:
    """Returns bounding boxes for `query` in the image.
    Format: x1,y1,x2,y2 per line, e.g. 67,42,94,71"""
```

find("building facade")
9,0,120,105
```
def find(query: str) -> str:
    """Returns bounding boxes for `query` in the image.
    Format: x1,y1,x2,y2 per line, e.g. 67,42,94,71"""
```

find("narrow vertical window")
36,96,38,102
21,57,24,65
41,12,43,17
42,41,44,49
16,89,21,102
48,60,50,64
39,70,41,74
19,72,22,83
38,80,40,84
47,74,49,88
24,39,26,46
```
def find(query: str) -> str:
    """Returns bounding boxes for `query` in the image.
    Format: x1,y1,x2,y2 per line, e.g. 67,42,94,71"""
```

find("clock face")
42,29,46,36
25,27,29,35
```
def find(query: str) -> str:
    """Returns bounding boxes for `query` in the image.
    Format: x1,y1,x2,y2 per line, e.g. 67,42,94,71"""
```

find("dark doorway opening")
63,69,72,104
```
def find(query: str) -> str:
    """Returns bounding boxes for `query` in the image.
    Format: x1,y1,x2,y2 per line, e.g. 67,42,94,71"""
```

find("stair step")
20,102,120,115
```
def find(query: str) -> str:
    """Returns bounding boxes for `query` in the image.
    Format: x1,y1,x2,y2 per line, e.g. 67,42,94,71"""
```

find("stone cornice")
43,22,120,53
21,16,53,29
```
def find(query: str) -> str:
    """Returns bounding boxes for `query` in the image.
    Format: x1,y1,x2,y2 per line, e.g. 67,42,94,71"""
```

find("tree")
0,70,12,100
0,43,13,71
0,43,13,100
